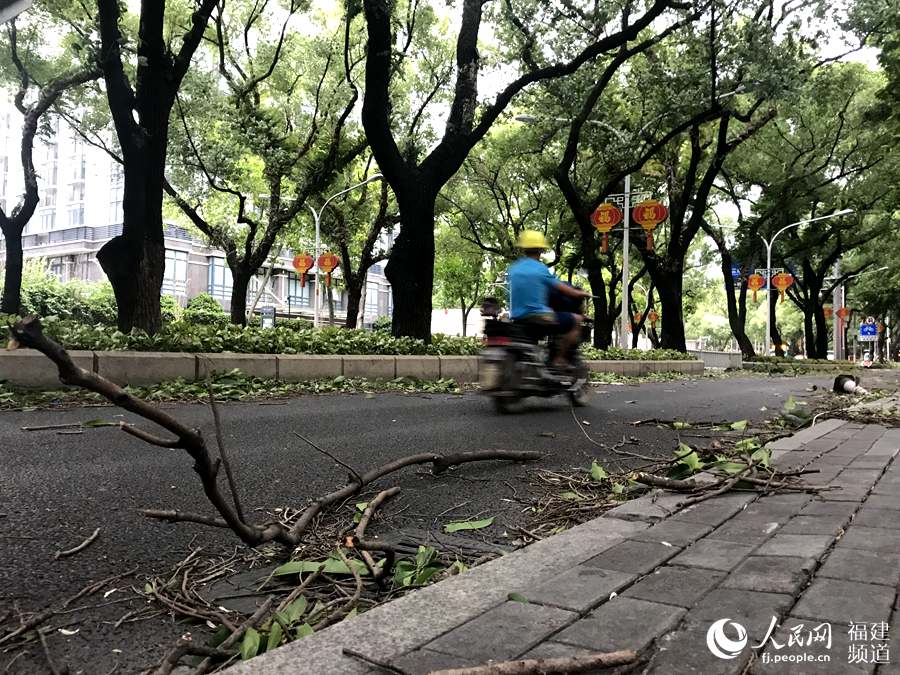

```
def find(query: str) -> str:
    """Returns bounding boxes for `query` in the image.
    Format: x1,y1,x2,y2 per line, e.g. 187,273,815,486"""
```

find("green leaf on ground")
611,483,625,495
672,421,692,429
241,627,260,661
710,459,748,475
751,448,771,468
444,517,495,533
590,460,608,481
82,419,118,428
676,443,704,472
284,597,308,622
730,420,749,431
559,491,584,501
508,592,529,603
295,624,314,639
266,622,283,651
274,556,368,577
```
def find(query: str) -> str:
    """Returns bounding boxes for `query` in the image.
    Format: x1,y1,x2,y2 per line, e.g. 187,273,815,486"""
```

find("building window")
207,257,232,300
39,210,55,231
365,282,379,315
285,272,312,308
66,182,84,203
109,185,123,224
67,205,84,227
40,188,56,208
48,257,66,280
163,249,189,295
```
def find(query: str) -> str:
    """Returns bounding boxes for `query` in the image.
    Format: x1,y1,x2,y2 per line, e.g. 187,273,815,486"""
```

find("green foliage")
581,347,694,361
14,318,482,356
183,293,229,326
443,517,494,533
372,315,392,333
393,546,444,587
9,261,117,325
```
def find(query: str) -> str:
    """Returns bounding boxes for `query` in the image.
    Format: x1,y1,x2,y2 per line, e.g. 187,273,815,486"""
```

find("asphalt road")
0,374,844,673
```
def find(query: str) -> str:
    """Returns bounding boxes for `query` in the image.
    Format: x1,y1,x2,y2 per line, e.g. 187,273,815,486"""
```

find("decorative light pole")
307,175,383,328
760,209,852,355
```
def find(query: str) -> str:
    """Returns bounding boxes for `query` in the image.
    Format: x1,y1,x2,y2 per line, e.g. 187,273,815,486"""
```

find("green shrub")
372,315,392,332
183,293,229,326
582,346,695,361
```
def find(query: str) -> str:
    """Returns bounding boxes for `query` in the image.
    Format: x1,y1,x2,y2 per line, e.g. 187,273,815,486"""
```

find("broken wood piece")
54,528,101,560
21,422,82,432
429,649,638,674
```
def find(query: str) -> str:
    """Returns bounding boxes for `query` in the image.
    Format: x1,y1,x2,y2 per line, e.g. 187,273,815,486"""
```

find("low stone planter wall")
688,350,743,369
0,349,704,388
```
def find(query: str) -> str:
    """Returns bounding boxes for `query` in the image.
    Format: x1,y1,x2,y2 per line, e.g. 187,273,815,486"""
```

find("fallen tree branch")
429,649,638,674
633,473,703,491
53,528,100,560
208,377,245,522
9,317,542,550
155,639,236,675
348,487,400,581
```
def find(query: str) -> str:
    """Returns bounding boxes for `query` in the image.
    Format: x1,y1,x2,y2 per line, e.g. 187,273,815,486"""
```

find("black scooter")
479,290,591,414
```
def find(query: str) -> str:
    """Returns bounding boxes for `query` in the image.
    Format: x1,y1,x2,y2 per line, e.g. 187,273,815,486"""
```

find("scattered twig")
20,423,82,432
430,649,638,674
53,528,100,560
187,596,275,675
293,431,363,485
208,376,245,522
37,630,66,675
342,648,409,674
314,548,363,630
155,638,236,675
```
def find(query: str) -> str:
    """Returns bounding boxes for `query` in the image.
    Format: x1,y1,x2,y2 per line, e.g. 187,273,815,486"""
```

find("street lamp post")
760,209,852,355
307,174,383,328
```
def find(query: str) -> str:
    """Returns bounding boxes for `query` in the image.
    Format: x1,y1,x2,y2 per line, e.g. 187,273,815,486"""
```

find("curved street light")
307,174,383,328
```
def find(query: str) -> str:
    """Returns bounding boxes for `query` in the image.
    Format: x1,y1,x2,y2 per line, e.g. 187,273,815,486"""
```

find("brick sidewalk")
229,418,900,674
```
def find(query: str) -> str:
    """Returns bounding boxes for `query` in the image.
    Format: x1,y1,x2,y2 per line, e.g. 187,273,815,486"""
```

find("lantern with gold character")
292,253,314,288
648,309,659,327
771,272,794,303
823,307,833,320
317,252,340,287
747,273,766,302
631,199,668,251
591,203,622,253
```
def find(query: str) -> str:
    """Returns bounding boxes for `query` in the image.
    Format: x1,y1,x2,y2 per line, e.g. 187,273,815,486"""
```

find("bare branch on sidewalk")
429,649,638,674
53,528,101,560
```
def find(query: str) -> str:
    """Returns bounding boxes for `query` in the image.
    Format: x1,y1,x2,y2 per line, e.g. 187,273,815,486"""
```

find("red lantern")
317,252,340,287
648,309,659,327
292,253,314,287
633,312,643,324
747,274,766,302
823,307,833,320
591,203,622,253
836,307,852,321
771,272,794,303
877,322,885,334
632,199,668,251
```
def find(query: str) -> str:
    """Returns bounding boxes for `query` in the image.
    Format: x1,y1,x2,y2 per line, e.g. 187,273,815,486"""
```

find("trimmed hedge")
582,346,694,361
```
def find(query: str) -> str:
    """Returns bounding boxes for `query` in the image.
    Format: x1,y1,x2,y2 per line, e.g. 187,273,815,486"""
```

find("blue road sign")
859,323,877,341
731,264,742,278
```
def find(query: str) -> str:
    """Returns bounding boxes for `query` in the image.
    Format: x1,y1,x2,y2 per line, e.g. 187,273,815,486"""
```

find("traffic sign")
865,316,876,325
859,323,878,342
731,263,742,279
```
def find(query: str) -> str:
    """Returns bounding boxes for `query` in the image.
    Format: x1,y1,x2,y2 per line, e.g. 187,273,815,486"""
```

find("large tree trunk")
652,269,686,351
0,222,23,314
344,275,363,329
803,308,816,359
229,268,251,326
813,306,828,358
385,193,435,341
718,251,755,357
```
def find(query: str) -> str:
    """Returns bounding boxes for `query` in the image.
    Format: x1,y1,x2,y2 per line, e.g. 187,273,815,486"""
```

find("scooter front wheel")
494,395,525,414
568,386,590,407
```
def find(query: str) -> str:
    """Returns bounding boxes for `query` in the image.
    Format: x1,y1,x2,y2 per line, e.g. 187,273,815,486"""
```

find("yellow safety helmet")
517,230,549,250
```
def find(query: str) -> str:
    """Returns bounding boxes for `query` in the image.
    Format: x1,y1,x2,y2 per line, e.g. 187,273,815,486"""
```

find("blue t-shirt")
508,257,558,319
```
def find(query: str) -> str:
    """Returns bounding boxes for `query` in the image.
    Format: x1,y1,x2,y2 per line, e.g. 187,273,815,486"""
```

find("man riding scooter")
508,230,591,372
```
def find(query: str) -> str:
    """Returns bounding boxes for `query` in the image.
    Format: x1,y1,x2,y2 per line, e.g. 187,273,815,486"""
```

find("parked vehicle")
478,291,591,414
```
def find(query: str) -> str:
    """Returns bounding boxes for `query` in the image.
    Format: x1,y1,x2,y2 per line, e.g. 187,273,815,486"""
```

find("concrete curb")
1,350,704,388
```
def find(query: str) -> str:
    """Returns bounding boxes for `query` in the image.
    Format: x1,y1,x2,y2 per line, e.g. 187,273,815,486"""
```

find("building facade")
0,109,393,326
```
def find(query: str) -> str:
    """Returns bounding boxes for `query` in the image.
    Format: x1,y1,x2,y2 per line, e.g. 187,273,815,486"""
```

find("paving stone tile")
833,469,883,486
755,493,814,508
630,519,713,547
804,438,841,453
391,649,478,673
817,548,900,587
423,601,576,662
689,589,794,640
848,458,892,470
673,494,757,526
525,564,636,613
860,495,900,510
836,526,900,553
670,539,757,572
582,540,679,575
519,641,595,660
711,513,785,543
819,486,870,502
722,555,815,595
754,534,833,559
553,597,685,653
780,514,849,536
646,620,751,674
793,578,894,625
799,500,860,518
810,454,855,467
851,508,900,530
753,615,875,674
622,565,725,608
603,493,683,522
801,466,843,483
871,481,900,496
